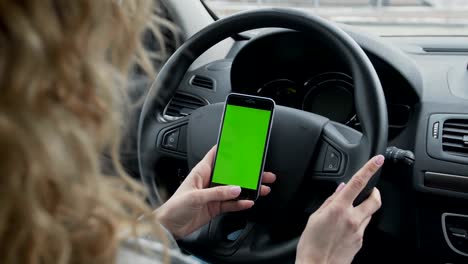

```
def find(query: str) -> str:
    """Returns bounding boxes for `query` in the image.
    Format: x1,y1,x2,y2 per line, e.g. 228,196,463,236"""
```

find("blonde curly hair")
0,0,176,263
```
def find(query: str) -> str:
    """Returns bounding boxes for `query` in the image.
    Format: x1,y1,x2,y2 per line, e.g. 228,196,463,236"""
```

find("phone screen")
211,100,273,195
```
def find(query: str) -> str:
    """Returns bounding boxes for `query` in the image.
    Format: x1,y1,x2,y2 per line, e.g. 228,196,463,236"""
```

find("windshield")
203,0,468,36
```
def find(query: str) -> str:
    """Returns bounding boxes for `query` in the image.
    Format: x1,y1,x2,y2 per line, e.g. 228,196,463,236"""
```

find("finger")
261,172,276,184
220,200,255,213
337,155,385,204
318,182,346,210
201,145,217,168
189,145,217,177
356,188,382,218
197,185,241,203
190,145,217,185
260,185,271,196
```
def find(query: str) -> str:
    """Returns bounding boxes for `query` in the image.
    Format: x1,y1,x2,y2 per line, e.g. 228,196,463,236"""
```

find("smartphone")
209,93,275,201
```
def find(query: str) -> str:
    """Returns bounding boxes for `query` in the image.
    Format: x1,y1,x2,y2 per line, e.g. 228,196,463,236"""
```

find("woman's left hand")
155,146,276,239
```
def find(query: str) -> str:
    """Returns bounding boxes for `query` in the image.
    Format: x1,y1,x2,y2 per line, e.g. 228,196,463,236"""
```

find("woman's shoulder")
117,238,199,264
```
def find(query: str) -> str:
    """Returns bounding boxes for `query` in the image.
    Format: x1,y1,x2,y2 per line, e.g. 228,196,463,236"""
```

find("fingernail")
374,155,385,166
230,186,241,196
244,200,254,209
335,182,345,193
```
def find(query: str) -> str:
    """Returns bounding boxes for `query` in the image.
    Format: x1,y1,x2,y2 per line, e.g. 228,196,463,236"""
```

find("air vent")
442,119,468,157
190,75,214,90
165,92,207,118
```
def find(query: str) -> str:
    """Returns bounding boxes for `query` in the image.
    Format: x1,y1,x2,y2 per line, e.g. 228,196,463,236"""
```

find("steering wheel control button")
162,128,180,150
323,145,341,172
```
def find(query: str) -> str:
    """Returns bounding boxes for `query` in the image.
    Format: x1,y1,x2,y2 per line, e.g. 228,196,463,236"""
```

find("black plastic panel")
425,172,468,193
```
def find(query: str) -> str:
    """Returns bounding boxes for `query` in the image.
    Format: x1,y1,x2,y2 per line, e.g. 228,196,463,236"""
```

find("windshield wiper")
199,0,251,41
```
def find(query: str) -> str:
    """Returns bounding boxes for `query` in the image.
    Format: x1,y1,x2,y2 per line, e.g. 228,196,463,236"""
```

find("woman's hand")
296,155,384,264
155,146,276,239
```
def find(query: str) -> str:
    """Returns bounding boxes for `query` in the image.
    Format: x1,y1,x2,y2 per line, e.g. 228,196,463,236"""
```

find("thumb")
202,145,217,165
196,186,241,204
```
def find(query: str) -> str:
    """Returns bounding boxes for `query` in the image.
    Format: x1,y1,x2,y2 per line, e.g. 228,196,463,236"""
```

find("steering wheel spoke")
310,121,381,205
138,115,189,205
155,118,190,157
181,213,298,263
311,121,362,179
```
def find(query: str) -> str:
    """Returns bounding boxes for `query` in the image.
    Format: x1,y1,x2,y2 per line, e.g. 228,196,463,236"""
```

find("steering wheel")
138,8,387,264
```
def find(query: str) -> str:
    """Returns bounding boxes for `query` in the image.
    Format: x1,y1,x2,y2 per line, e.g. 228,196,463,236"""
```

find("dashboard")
229,31,418,139
232,31,357,124
160,24,468,262
169,30,420,140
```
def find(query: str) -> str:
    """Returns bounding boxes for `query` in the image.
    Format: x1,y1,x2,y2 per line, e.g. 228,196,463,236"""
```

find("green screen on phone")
211,104,272,190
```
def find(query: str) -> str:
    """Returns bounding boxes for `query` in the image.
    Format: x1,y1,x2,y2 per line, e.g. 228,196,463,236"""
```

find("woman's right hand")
296,155,384,264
